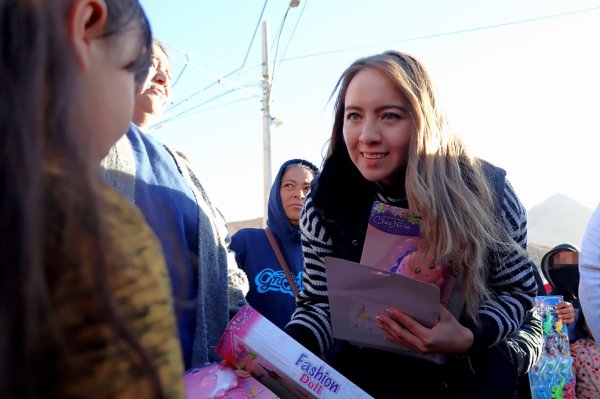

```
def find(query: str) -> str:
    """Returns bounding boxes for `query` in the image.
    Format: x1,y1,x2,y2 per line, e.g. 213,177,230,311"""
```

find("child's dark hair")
103,0,153,87
0,1,157,397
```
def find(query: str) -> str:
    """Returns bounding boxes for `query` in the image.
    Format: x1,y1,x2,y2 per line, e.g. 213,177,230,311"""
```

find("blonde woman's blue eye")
382,113,400,120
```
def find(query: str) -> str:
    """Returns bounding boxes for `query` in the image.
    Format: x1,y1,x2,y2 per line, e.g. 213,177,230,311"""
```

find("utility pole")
261,20,271,226
260,1,300,225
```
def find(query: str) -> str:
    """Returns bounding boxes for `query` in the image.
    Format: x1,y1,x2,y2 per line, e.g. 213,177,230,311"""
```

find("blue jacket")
230,159,318,329
101,124,248,369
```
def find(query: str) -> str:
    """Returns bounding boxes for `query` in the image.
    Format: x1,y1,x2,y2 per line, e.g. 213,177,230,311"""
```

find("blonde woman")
284,51,538,398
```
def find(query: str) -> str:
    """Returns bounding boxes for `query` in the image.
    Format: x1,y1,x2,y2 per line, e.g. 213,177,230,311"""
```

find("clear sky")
139,0,600,223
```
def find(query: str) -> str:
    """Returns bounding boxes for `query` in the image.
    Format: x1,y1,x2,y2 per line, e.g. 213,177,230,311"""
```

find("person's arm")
463,180,538,352
283,196,334,355
217,212,249,318
228,230,247,269
504,264,545,376
507,309,543,376
373,179,539,355
172,148,249,319
579,204,600,342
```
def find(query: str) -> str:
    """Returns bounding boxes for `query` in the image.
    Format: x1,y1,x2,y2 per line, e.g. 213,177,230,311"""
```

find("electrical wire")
159,85,259,124
163,0,287,122
162,51,261,115
158,3,600,127
169,52,189,89
269,0,306,104
156,89,238,126
268,5,293,98
280,4,600,62
163,0,269,113
233,0,270,78
280,0,308,61
152,96,257,128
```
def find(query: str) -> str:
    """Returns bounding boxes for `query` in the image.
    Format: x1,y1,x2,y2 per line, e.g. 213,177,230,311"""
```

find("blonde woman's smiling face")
342,67,413,187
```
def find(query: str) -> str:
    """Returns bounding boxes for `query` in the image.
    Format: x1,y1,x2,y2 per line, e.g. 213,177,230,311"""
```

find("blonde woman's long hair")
328,50,516,322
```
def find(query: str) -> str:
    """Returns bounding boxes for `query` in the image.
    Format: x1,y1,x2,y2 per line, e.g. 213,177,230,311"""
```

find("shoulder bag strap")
265,228,300,298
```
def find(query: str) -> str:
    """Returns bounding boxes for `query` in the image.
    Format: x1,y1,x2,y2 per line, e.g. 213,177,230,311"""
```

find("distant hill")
528,243,551,268
527,193,593,249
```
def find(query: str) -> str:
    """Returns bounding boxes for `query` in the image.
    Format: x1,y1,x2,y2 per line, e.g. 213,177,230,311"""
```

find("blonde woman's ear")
67,0,108,71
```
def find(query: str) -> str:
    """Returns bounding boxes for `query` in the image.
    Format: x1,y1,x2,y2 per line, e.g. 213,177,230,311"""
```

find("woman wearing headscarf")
230,159,319,330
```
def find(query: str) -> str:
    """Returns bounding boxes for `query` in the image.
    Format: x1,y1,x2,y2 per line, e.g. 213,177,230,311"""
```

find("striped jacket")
285,170,538,356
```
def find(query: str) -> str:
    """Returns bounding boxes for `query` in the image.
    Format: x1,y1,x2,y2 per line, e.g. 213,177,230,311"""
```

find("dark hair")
0,1,156,397
282,159,319,178
541,243,580,302
104,1,154,88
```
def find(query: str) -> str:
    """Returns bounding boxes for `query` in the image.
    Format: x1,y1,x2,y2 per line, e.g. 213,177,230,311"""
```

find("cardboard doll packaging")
215,305,373,399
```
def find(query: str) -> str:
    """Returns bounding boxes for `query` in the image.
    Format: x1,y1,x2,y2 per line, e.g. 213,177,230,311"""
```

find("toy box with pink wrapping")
360,201,456,304
216,304,373,399
325,201,464,364
184,362,277,398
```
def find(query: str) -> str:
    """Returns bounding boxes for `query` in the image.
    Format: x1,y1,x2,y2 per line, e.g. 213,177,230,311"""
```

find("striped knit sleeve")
507,309,543,375
284,195,335,355
466,179,539,351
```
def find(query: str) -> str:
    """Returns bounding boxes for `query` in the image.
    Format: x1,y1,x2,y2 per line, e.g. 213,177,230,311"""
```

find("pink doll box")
323,201,465,364
184,363,277,399
360,201,456,305
216,305,373,399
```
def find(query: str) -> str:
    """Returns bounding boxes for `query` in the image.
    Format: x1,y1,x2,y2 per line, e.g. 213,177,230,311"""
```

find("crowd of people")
1,1,598,398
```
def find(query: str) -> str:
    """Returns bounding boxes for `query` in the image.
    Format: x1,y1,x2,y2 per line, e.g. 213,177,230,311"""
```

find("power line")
281,5,600,62
233,0,270,78
162,1,269,113
169,52,189,89
162,51,261,115
159,80,261,124
157,3,600,127
153,96,257,127
154,89,237,127
280,0,308,61
269,3,294,96
163,0,297,124
162,3,599,99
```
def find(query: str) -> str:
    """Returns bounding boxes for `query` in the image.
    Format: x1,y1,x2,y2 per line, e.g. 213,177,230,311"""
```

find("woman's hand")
555,301,575,324
377,304,474,354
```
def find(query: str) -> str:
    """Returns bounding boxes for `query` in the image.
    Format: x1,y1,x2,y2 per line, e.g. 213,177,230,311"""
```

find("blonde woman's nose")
359,118,380,144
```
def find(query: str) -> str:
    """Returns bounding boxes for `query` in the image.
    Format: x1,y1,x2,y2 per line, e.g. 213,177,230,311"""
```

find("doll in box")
387,238,447,288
